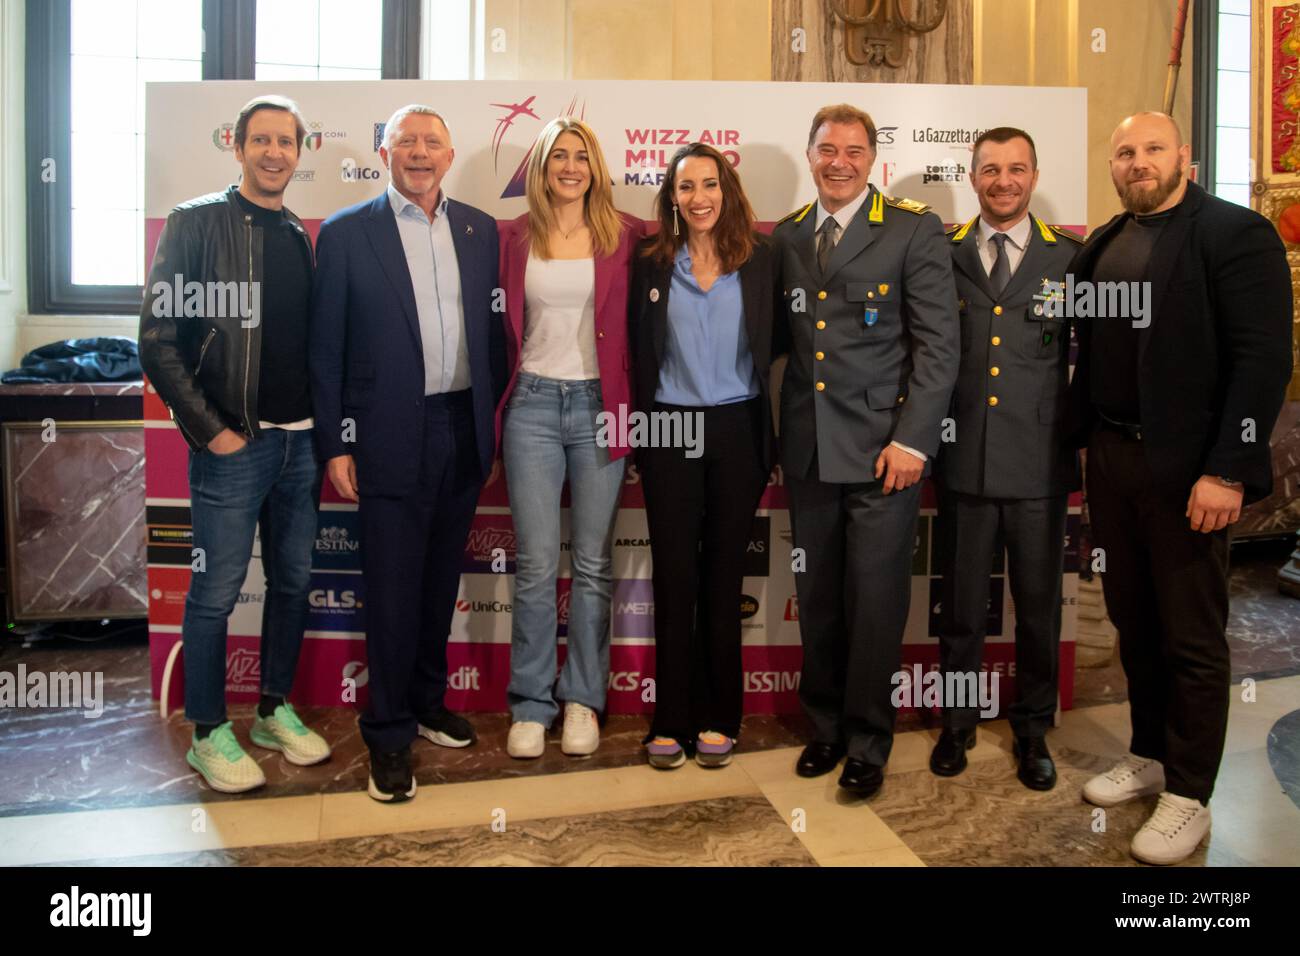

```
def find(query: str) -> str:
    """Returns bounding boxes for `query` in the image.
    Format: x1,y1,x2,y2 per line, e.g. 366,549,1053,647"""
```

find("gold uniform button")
816,382,826,392
993,305,1003,316
815,351,825,360
991,335,1001,346
817,291,827,301
867,291,875,299
990,366,1000,376
988,396,999,407
816,320,826,330
896,396,905,404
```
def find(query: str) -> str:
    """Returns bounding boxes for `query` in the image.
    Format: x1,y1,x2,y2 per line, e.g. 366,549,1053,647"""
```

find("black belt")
1097,410,1143,441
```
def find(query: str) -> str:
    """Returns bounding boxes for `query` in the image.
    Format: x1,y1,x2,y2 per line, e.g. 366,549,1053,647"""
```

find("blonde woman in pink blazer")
496,117,644,759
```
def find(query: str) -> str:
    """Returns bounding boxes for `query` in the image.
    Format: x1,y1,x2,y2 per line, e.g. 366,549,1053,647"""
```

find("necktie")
817,216,839,276
989,232,1011,298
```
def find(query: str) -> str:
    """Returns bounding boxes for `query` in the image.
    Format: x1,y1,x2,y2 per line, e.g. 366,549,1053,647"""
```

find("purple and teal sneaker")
695,731,735,768
646,736,685,769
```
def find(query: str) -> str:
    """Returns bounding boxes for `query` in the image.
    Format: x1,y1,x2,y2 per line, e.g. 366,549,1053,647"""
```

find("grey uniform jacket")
937,213,1082,499
773,186,959,483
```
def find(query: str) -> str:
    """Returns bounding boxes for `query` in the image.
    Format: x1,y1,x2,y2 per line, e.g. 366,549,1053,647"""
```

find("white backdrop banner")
144,80,1087,716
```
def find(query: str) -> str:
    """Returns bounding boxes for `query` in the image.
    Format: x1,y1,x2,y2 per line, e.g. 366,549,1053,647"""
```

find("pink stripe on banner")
145,426,192,498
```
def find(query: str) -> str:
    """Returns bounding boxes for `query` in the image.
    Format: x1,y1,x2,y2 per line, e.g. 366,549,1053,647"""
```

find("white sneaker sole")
561,738,598,757
1083,778,1164,807
249,728,331,767
187,752,265,794
367,773,417,802
417,725,474,749
1130,827,1211,866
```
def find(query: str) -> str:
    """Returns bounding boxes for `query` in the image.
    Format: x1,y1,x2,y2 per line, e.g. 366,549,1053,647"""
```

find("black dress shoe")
1013,735,1057,791
838,758,884,797
795,741,845,777
367,747,417,803
929,727,976,777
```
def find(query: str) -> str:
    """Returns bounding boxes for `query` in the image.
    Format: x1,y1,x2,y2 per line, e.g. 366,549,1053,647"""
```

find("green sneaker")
250,701,331,766
187,722,267,793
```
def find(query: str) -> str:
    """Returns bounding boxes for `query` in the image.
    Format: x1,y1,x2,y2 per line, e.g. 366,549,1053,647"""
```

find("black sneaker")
417,708,477,748
367,748,416,803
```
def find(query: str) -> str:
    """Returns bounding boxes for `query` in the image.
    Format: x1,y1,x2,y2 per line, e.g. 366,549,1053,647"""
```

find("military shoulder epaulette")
884,195,931,215
776,202,815,226
948,216,978,243
1050,224,1085,244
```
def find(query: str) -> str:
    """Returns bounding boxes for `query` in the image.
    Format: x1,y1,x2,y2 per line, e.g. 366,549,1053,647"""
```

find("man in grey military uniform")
773,103,959,797
931,127,1082,791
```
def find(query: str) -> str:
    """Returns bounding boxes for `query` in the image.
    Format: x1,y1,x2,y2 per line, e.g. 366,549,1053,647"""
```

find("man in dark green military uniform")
773,103,959,798
931,127,1082,790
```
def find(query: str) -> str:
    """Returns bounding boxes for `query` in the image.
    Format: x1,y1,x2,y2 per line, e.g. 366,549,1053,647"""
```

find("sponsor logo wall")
145,80,1086,715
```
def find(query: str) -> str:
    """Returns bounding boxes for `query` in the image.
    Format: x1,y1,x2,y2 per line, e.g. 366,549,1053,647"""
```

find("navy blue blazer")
309,192,507,497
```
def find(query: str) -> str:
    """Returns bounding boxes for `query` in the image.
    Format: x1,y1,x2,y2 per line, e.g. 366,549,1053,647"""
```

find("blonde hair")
525,118,621,259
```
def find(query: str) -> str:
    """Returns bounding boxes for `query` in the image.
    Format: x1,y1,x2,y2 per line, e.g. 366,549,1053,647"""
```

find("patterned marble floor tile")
46,795,816,867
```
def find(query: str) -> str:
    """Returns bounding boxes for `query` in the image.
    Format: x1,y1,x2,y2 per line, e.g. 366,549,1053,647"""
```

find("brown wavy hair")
642,143,755,274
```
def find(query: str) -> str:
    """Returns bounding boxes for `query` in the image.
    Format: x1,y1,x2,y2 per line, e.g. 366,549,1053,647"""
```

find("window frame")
25,0,420,315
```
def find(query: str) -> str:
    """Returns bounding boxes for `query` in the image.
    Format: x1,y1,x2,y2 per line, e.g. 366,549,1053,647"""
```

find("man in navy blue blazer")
310,104,506,803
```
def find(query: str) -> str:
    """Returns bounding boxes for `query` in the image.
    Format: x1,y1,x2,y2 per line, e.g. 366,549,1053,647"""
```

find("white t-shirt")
521,254,599,380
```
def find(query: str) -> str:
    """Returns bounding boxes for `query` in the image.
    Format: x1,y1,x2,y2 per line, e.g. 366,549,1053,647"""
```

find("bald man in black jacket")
1067,112,1293,865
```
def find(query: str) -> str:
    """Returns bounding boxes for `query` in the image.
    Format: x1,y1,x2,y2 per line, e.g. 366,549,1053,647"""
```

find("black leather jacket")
138,185,314,450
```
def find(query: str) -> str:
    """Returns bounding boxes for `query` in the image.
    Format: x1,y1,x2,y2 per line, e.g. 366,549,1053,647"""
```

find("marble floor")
2,555,1298,867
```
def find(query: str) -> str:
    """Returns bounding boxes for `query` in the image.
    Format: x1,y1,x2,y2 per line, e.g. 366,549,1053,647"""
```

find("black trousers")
936,491,1067,736
787,455,922,767
1086,426,1231,803
357,391,484,754
640,399,767,745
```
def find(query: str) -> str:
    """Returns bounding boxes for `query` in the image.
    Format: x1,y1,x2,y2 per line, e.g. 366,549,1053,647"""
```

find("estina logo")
608,671,641,692
213,123,236,151
316,526,358,553
557,588,572,627
744,670,800,693
310,589,361,610
226,648,260,687
784,595,799,621
449,666,481,691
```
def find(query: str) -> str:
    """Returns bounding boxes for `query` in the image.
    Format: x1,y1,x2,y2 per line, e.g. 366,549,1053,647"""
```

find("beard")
1116,165,1183,214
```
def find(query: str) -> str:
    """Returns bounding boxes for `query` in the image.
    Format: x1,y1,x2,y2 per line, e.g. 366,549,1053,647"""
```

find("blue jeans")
503,373,625,724
182,428,323,725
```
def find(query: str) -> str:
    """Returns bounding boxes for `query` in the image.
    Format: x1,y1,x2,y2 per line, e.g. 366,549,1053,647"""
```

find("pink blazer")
496,211,645,461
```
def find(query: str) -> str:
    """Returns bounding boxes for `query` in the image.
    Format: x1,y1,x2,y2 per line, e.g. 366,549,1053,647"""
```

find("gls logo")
309,589,360,609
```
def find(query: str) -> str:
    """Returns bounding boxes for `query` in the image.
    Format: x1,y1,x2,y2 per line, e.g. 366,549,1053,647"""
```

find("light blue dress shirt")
655,244,760,407
387,183,470,394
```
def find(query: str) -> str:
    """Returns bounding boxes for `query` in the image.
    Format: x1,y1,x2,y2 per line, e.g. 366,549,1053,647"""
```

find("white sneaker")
249,702,332,766
186,722,266,793
561,702,599,756
1130,792,1211,865
507,720,546,759
1082,753,1165,807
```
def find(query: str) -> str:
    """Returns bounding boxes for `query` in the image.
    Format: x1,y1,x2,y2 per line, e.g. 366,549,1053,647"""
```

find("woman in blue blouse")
628,143,781,769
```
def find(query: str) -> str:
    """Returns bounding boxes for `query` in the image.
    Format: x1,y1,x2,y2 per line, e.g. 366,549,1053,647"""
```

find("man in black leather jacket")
139,95,331,794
